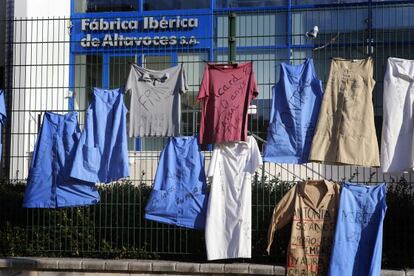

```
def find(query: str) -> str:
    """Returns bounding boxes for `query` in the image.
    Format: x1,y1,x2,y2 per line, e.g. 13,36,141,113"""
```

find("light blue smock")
23,112,100,208
263,58,323,164
0,90,6,159
145,136,208,230
70,87,129,183
328,182,387,276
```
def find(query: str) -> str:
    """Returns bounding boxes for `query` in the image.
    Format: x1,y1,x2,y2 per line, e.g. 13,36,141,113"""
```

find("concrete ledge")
248,264,274,275
81,259,105,271
128,260,152,272
176,262,200,273
151,260,177,272
381,269,406,276
406,269,414,276
104,260,129,271
224,263,249,274
0,258,411,275
199,263,225,273
57,259,82,270
36,258,59,270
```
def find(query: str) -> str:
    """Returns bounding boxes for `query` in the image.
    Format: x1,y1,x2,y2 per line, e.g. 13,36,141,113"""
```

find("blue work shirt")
263,58,323,164
0,90,6,159
71,87,129,183
329,182,387,276
23,112,100,208
145,136,208,230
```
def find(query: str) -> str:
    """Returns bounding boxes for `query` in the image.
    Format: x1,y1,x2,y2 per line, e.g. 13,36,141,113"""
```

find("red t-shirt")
197,62,258,145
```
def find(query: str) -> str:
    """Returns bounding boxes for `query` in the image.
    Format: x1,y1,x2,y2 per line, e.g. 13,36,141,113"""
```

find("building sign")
71,13,212,52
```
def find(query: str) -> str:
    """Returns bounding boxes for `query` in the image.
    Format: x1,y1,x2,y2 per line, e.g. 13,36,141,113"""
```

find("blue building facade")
69,0,414,150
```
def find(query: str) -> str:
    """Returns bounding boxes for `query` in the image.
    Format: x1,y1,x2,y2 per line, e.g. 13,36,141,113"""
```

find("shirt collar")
298,179,336,212
391,58,414,82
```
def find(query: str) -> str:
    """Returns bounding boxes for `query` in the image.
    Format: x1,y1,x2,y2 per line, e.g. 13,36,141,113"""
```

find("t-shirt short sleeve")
249,70,259,100
207,147,219,178
197,65,210,101
249,137,263,174
124,66,136,111
125,65,135,93
180,64,189,94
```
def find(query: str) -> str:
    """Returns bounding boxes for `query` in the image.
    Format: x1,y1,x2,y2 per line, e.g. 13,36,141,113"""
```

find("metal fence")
1,1,414,268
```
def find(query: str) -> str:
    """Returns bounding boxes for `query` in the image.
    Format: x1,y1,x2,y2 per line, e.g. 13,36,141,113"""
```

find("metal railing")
1,1,414,268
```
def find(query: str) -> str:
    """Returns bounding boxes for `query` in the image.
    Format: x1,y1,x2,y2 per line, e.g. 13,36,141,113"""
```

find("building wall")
10,0,71,179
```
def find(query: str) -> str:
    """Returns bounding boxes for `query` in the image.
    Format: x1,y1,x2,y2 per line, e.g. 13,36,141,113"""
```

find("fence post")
228,12,237,63
2,0,14,179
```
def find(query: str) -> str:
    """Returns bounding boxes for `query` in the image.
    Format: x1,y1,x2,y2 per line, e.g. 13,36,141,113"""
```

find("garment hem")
309,158,380,168
23,199,99,208
144,214,204,230
207,254,252,261
263,155,307,164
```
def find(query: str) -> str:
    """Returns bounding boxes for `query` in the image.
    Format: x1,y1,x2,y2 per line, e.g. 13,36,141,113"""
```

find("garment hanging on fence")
263,58,323,164
0,90,6,159
197,62,258,145
381,57,414,173
267,180,340,276
328,182,387,276
205,136,262,260
309,57,380,167
125,63,188,137
70,87,129,183
23,112,100,208
145,136,208,229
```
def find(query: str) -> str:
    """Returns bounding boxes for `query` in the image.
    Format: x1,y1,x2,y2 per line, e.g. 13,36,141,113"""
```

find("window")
75,0,138,13
216,0,287,8
291,7,368,45
143,0,210,11
178,53,208,136
73,55,102,122
216,13,286,47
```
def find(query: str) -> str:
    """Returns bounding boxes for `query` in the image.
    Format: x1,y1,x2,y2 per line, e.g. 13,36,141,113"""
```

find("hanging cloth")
197,62,258,145
23,112,100,208
328,182,387,276
0,90,6,159
125,64,188,137
70,87,129,183
145,136,208,229
264,58,323,164
309,57,380,167
267,179,340,276
381,57,414,173
205,136,262,260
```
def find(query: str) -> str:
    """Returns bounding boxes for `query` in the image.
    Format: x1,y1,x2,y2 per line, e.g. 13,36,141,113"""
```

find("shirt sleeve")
249,137,263,174
207,147,218,178
196,65,209,101
266,184,296,254
180,64,189,94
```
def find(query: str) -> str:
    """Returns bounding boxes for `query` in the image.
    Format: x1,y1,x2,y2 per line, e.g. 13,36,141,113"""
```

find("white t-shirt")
205,136,262,260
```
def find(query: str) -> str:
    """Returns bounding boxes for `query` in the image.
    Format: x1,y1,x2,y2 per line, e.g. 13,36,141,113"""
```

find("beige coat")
267,180,340,276
309,57,380,167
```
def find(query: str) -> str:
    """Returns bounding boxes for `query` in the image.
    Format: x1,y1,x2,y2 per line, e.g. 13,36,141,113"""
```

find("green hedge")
0,177,413,268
